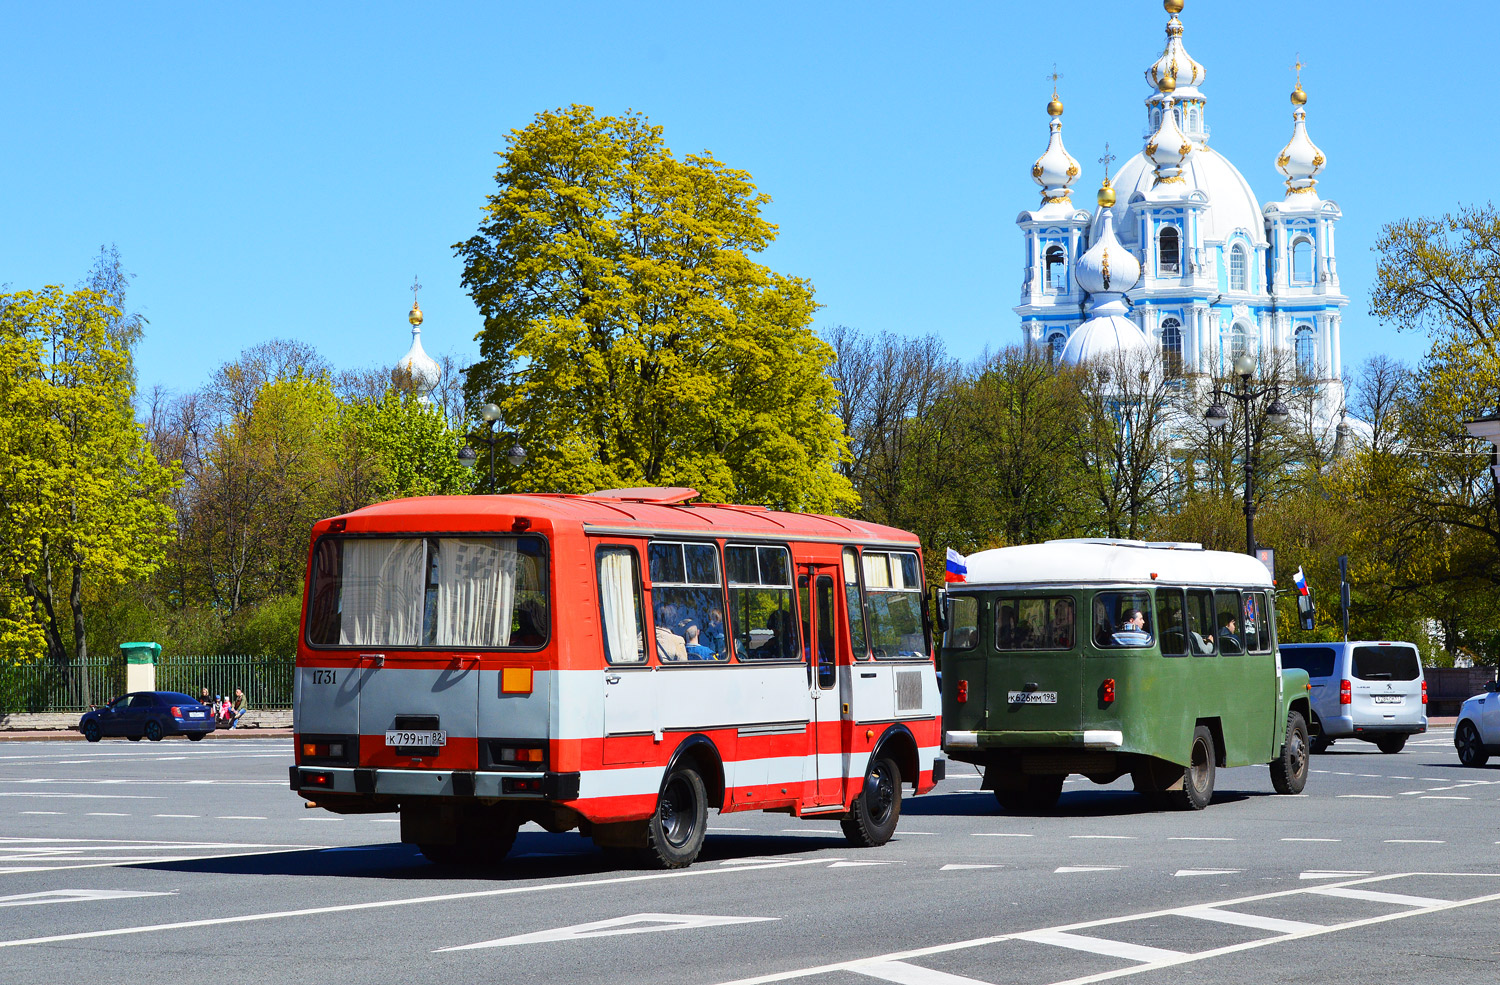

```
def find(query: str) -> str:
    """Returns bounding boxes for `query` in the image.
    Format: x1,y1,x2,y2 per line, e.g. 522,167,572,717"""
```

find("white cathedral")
1016,0,1346,419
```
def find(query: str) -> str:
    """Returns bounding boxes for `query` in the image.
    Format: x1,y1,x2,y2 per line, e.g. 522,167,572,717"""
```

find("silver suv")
1279,641,1427,754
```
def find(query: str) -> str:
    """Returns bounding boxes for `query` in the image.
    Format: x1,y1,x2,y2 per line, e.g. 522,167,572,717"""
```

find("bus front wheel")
1166,726,1215,811
842,757,901,847
1270,711,1309,794
641,766,708,869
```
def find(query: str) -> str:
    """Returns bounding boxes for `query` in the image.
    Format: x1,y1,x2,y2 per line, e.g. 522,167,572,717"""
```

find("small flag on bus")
1292,566,1309,596
945,548,968,584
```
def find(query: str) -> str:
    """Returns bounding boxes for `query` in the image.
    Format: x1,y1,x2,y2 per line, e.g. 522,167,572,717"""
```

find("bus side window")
648,542,728,663
842,548,869,659
814,575,837,688
1186,589,1216,656
1215,590,1244,655
1156,589,1187,657
597,546,646,664
944,596,978,651
1243,591,1270,653
726,545,799,661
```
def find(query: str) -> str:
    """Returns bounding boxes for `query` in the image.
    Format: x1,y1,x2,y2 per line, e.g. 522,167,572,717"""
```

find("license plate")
1372,695,1403,705
188,712,205,718
1008,691,1058,705
385,730,447,747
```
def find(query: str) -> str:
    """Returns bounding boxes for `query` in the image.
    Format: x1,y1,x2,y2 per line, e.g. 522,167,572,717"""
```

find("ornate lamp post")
460,403,527,493
1202,353,1289,556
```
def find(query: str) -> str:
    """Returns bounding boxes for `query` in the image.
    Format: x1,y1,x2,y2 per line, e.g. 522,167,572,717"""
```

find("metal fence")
0,655,294,714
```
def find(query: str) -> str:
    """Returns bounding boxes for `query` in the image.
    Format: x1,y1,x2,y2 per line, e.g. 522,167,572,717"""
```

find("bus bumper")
944,730,1124,750
289,765,581,801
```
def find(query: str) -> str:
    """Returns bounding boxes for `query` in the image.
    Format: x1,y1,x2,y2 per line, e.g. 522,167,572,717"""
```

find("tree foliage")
455,105,854,513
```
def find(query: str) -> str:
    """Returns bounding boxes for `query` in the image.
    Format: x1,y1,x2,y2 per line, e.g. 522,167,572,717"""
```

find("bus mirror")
935,589,950,633
1296,591,1315,632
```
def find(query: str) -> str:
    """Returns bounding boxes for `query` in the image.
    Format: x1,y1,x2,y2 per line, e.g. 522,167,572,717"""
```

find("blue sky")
1,1,1484,400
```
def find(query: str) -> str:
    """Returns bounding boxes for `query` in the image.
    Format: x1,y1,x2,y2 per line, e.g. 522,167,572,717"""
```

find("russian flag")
945,548,968,584
1293,566,1309,596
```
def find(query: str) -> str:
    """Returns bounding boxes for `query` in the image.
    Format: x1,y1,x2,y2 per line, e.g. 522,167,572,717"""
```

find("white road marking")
1312,887,1451,908
941,864,1001,871
1174,869,1241,877
1055,866,1122,873
1282,837,1340,842
1300,871,1373,879
0,793,160,799
971,833,1032,838
1385,840,1444,844
854,960,992,985
85,813,129,817
437,912,779,952
152,815,198,819
1356,774,1381,778
1167,836,1234,841
1179,907,1320,934
1420,796,1470,800
0,857,831,949
829,861,892,868
0,889,171,908
19,812,64,816
214,816,267,821
1338,794,1392,799
1021,929,1186,964
1069,835,1135,840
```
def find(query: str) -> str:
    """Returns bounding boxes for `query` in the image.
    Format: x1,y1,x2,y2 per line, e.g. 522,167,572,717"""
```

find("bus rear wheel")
993,774,1064,814
1270,711,1309,794
842,757,901,847
1166,726,1215,811
641,766,707,869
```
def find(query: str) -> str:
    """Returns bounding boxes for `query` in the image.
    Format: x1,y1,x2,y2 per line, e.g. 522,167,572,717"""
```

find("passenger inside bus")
655,603,689,662
763,609,798,659
1048,598,1075,648
1217,613,1244,654
683,625,717,660
1093,592,1154,648
998,605,1020,647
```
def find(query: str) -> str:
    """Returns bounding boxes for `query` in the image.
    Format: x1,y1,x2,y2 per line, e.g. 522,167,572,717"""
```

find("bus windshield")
306,535,549,648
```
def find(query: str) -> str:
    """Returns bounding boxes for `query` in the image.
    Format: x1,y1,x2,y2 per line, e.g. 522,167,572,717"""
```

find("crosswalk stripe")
1179,906,1322,934
1019,930,1186,963
1311,887,1451,908
854,960,993,985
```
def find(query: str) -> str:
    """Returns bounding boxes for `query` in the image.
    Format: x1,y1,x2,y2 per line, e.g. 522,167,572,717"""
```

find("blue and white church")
1016,0,1346,416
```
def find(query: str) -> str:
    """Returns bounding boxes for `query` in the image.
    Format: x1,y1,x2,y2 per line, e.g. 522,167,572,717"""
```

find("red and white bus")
289,487,943,868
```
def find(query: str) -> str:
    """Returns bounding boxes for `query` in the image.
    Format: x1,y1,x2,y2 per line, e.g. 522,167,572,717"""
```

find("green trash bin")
121,642,161,694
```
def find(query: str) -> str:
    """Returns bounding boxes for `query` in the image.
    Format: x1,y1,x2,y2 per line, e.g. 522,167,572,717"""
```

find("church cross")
1293,55,1305,86
1099,143,1116,182
1047,64,1063,97
411,275,423,306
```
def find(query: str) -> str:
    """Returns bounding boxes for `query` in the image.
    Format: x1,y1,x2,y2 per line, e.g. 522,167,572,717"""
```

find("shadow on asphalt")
133,829,849,882
905,787,1262,818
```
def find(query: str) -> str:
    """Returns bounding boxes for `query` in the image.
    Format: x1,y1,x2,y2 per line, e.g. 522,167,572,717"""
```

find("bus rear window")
306,535,549,648
1352,645,1420,682
1281,646,1336,678
945,596,978,650
995,597,1074,651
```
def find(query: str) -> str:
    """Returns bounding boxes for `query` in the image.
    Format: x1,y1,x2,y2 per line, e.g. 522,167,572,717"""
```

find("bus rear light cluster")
497,745,545,765
299,770,332,788
1102,679,1116,704
956,680,969,703
504,777,543,794
1340,679,1352,705
1421,680,1428,705
302,741,345,760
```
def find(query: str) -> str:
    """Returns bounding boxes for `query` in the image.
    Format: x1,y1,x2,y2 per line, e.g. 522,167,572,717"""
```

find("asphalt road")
1,728,1496,985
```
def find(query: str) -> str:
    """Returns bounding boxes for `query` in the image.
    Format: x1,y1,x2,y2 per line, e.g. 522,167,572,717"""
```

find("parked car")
1455,682,1500,767
1279,641,1427,753
77,691,217,742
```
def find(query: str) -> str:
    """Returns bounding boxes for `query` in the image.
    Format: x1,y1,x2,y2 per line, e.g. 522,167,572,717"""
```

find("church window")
1230,323,1255,362
1292,236,1314,283
1173,107,1181,127
1160,319,1183,377
1151,109,1161,130
1295,325,1316,376
1048,332,1066,368
1187,106,1198,131
1044,245,1067,292
1159,227,1180,274
1229,245,1248,291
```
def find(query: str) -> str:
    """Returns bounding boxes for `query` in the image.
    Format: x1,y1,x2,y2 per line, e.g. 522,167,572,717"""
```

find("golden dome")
1158,72,1177,94
1047,96,1064,117
1097,178,1116,208
1291,84,1308,106
408,301,424,327
1164,0,1184,11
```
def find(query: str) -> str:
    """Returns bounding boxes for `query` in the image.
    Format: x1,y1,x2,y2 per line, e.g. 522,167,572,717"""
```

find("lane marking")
855,960,992,985
1311,887,1452,908
941,864,1001,871
1179,907,1320,935
436,912,778,951
1069,835,1134,840
215,816,267,821
1300,871,1374,879
971,833,1032,838
1282,838,1340,842
85,813,130,817
0,793,161,800
1055,866,1122,873
1338,795,1392,800
1168,836,1234,842
0,889,172,908
1021,930,1186,964
1385,840,1444,844
1420,796,1470,801
19,812,64,816
0,857,830,949
152,815,198,819
1174,869,1241,877
828,861,892,868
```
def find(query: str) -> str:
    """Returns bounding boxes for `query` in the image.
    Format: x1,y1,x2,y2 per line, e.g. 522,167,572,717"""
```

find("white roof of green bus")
959,539,1274,590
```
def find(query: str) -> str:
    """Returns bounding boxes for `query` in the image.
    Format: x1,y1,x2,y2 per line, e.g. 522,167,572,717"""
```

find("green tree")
0,287,178,701
455,105,854,513
337,391,474,508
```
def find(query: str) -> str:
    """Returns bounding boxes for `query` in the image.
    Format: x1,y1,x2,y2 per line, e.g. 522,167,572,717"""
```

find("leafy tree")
337,392,474,508
455,105,854,513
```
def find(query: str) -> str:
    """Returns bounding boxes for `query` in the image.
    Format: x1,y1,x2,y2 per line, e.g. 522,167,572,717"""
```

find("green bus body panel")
942,589,1290,769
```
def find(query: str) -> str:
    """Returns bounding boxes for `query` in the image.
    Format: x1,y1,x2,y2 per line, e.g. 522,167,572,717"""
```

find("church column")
1330,314,1342,379
1316,314,1332,379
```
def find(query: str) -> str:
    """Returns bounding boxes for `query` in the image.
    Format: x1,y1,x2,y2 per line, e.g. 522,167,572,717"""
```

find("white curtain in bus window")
1093,592,1153,648
727,545,797,660
598,547,645,664
649,542,728,662
433,538,519,647
863,551,925,659
338,539,425,646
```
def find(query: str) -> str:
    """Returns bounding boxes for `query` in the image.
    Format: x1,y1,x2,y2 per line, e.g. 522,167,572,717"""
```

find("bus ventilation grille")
895,671,924,712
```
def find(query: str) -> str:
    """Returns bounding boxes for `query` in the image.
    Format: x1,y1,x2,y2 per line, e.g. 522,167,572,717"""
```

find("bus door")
596,543,656,765
801,566,845,806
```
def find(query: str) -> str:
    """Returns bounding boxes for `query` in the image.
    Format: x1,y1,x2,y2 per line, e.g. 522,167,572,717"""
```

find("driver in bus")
1217,613,1243,654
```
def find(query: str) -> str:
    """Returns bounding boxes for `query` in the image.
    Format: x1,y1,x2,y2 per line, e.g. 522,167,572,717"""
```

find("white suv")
1279,641,1427,754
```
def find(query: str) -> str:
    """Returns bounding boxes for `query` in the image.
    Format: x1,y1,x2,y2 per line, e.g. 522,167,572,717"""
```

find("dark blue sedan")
78,691,217,742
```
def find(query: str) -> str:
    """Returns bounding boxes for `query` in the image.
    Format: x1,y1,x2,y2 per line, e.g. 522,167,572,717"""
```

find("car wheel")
1166,726,1216,811
82,720,101,743
1376,735,1407,755
994,774,1065,814
842,756,902,847
1456,722,1489,768
144,721,164,742
187,732,205,742
126,735,141,742
1270,711,1309,794
640,766,707,868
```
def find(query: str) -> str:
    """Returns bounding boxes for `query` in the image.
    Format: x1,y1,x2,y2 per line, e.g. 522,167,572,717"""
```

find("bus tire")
641,766,707,869
842,757,902,847
1167,726,1215,811
994,774,1064,814
468,818,520,866
1270,711,1310,795
1375,734,1407,755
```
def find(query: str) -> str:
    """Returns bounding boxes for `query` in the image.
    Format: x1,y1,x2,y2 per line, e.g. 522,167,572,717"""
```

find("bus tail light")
494,744,546,768
302,741,345,760
1340,679,1352,705
1102,679,1116,704
1421,680,1428,706
504,777,543,794
501,667,533,695
299,770,332,788
956,680,968,703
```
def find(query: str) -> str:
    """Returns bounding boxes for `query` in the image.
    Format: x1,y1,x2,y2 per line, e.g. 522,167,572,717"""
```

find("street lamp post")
460,402,527,493
1202,353,1289,556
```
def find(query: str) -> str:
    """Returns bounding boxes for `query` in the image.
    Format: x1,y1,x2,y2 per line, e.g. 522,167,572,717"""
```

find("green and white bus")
940,539,1310,811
